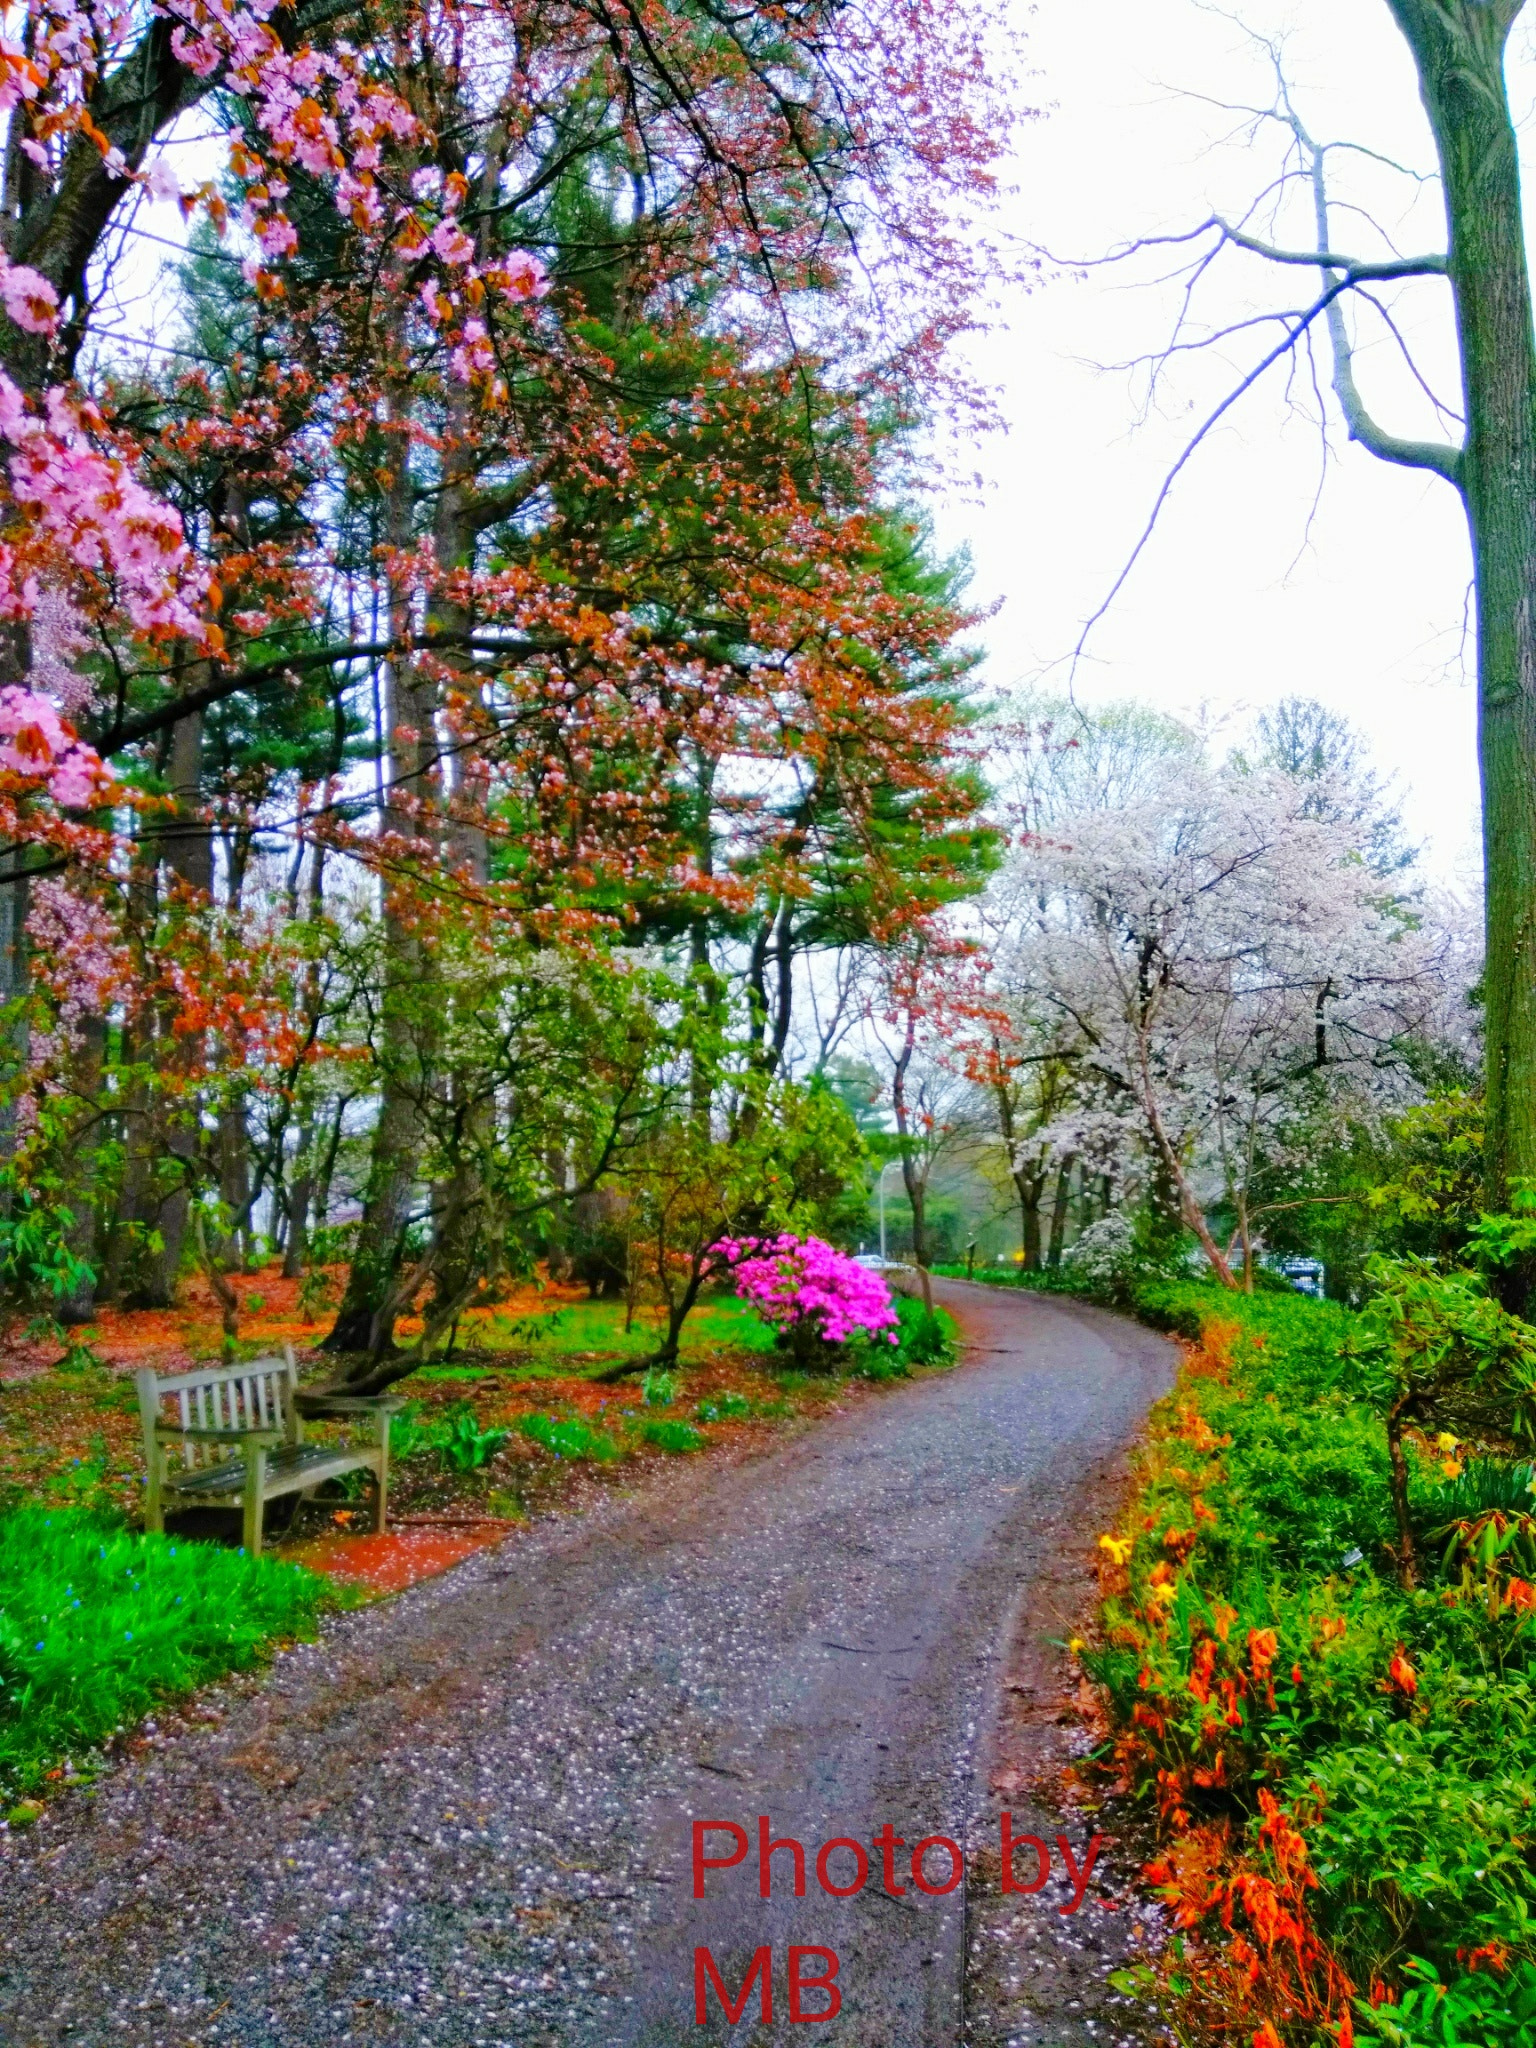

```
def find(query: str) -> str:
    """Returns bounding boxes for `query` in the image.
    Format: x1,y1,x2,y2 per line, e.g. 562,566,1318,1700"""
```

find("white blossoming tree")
992,760,1457,1288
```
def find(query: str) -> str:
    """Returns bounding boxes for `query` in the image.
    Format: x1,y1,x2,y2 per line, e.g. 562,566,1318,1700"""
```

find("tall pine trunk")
325,449,441,1357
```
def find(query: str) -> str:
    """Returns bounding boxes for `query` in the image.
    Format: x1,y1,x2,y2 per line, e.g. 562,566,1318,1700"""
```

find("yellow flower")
1145,1579,1179,1610
1068,1636,1085,1655
1098,1533,1133,1565
1436,1433,1461,1454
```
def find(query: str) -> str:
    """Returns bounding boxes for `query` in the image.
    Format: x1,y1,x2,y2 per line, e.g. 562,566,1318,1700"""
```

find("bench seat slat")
161,1443,378,1501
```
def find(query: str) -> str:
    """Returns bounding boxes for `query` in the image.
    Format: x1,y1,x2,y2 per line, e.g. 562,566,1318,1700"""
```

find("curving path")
0,1280,1174,2048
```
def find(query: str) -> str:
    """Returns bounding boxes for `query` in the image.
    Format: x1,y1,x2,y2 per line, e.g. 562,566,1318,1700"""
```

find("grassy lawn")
0,1508,332,1807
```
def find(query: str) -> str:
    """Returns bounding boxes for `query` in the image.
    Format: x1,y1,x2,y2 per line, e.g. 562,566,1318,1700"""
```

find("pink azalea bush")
716,1234,899,1359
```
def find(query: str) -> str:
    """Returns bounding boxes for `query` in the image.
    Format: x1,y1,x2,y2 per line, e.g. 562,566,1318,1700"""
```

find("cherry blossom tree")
994,760,1455,1288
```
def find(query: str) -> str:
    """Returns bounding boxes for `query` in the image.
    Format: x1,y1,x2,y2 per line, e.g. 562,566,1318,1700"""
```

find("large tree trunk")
1384,1,1536,1217
324,453,441,1357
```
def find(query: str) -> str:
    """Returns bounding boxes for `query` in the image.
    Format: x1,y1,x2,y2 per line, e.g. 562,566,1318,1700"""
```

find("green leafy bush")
0,1183,92,1311
0,1509,329,1797
437,1407,510,1474
641,1367,679,1407
1357,1957,1536,2047
1087,1276,1536,2036
893,1297,955,1367
388,1402,437,1460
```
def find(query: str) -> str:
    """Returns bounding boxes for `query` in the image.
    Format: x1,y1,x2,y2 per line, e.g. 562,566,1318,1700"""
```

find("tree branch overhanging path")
1058,0,1536,1248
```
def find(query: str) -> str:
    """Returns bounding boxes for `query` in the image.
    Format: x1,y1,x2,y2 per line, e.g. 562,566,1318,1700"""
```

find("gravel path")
0,1281,1174,2048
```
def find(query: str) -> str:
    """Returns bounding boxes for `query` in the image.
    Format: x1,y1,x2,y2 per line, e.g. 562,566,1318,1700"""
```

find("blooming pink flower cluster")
0,254,57,335
716,1234,899,1348
0,374,207,643
0,688,103,808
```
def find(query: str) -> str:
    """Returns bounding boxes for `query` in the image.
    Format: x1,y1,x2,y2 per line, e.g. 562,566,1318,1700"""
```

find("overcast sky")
930,0,1536,887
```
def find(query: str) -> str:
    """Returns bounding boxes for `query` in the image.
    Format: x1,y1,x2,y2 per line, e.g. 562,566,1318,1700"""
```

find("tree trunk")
1384,0,1536,1222
1020,1188,1042,1270
1385,1394,1418,1589
283,1121,316,1281
324,457,440,1355
1046,1156,1076,1268
57,1012,105,1325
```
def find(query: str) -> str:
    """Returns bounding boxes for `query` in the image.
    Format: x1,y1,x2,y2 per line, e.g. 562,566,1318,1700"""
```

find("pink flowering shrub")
716,1234,898,1363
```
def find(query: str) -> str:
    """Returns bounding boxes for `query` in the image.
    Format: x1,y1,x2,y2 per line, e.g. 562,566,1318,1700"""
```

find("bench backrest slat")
137,1350,300,1477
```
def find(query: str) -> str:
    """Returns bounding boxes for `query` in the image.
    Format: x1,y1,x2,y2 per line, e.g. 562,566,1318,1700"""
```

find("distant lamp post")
877,1158,904,1263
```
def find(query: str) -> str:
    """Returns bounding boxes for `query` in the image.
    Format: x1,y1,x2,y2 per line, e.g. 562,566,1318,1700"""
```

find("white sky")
930,0,1536,887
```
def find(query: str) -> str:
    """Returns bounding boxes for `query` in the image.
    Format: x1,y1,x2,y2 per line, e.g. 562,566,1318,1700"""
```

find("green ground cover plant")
1080,1275,1536,2048
516,1413,621,1463
639,1419,705,1453
0,1508,331,1802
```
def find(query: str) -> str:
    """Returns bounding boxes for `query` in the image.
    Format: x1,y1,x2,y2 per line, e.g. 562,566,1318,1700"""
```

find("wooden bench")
136,1350,400,1556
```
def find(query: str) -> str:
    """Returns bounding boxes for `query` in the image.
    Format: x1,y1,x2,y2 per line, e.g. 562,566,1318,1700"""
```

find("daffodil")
1098,1533,1133,1565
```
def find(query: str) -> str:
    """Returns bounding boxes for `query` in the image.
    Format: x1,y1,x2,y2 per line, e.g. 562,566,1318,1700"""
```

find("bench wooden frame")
135,1350,400,1556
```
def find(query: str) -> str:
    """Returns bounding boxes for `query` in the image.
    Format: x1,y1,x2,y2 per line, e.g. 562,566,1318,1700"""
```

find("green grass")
695,1392,753,1422
0,1508,331,1800
468,1293,780,1370
640,1419,706,1453
517,1412,621,1462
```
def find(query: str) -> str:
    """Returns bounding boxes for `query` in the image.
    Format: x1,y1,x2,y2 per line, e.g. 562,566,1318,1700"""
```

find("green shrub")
1097,1277,1536,2029
893,1298,956,1367
641,1367,679,1407
437,1407,510,1474
388,1401,437,1460
0,1509,330,1797
1356,1957,1536,2047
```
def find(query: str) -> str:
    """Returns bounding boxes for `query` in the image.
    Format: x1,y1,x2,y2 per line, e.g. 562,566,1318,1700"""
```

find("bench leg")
374,1451,388,1535
243,1446,267,1556
144,1453,164,1536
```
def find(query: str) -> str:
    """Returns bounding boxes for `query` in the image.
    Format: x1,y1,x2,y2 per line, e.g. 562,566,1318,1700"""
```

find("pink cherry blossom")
501,249,550,300
0,687,104,808
0,254,58,336
431,220,475,266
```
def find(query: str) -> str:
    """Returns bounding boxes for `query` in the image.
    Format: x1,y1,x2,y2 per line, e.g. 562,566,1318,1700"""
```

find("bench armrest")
155,1424,285,1446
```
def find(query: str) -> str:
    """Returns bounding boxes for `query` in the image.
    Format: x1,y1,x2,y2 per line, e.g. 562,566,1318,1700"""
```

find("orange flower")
1188,1637,1218,1703
1463,1942,1510,1975
1253,2021,1283,2048
1248,1628,1279,1681
1387,1645,1418,1697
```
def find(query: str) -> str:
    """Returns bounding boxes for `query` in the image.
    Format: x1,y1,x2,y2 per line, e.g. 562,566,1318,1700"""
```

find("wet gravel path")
0,1282,1173,2048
